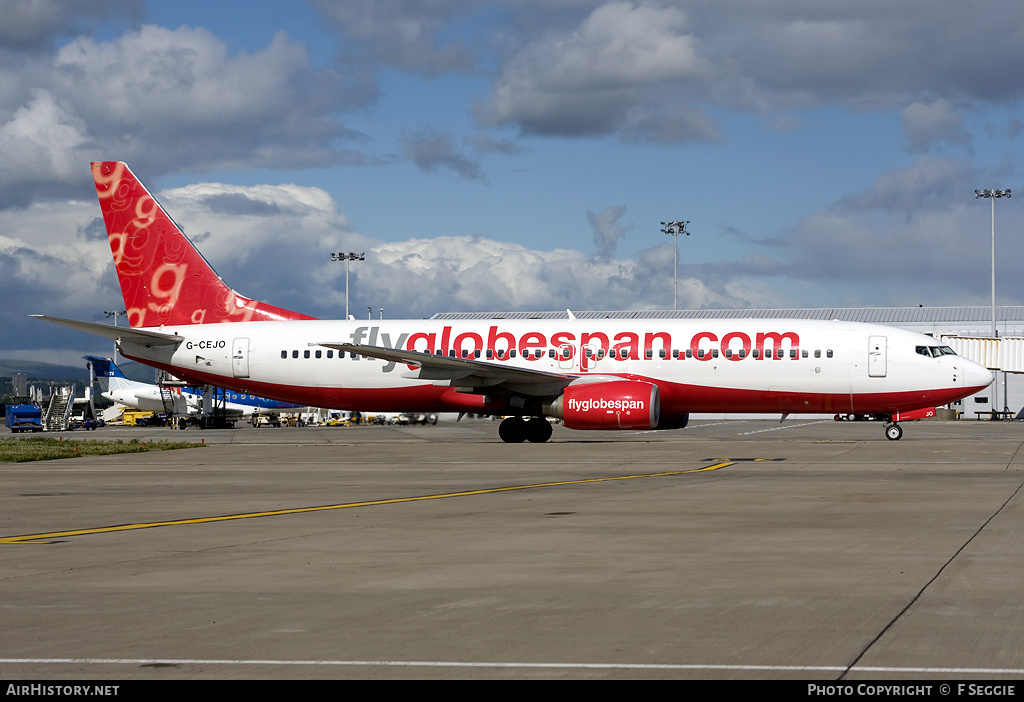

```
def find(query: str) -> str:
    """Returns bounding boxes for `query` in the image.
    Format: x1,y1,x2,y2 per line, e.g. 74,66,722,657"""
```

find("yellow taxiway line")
0,461,734,544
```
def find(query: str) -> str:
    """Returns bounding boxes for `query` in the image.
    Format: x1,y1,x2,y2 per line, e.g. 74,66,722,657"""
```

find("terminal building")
433,306,1024,419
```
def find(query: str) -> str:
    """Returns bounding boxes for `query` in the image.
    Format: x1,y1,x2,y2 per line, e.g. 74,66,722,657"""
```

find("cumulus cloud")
480,1,710,138
0,0,139,51
0,24,366,208
311,0,478,76
470,1,1024,142
901,100,972,153
587,205,630,260
839,156,972,213
763,155,1024,306
400,128,486,181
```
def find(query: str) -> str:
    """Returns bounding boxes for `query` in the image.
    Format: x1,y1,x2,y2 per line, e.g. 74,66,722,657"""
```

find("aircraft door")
868,336,886,377
580,342,603,373
557,343,576,371
232,337,250,378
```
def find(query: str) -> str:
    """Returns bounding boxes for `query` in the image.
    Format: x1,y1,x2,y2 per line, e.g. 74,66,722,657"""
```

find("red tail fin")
92,161,316,328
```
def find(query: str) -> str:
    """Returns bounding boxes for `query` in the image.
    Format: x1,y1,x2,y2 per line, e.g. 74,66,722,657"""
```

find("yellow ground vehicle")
122,410,157,426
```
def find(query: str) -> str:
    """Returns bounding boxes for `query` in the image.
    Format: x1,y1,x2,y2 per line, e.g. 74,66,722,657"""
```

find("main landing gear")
498,416,553,443
884,422,903,441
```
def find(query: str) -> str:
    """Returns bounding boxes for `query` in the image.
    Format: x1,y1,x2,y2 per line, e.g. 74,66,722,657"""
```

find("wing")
318,342,578,396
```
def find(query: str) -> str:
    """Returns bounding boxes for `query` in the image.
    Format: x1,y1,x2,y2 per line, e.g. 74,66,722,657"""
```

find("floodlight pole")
659,220,690,311
330,252,365,319
974,190,1010,339
975,189,1011,416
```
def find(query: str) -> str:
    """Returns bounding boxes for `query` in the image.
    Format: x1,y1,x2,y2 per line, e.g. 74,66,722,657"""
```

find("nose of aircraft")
964,359,995,389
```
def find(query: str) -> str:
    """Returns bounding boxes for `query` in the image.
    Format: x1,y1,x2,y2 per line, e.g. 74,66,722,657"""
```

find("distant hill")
0,358,157,385
0,359,89,383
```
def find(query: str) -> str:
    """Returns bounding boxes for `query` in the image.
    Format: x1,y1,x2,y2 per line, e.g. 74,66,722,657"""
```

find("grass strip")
0,437,205,463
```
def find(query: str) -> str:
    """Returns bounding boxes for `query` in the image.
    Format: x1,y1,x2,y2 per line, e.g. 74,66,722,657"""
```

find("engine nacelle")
546,380,660,430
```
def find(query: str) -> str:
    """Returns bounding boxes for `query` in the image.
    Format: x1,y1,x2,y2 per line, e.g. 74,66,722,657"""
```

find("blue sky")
2,0,1024,363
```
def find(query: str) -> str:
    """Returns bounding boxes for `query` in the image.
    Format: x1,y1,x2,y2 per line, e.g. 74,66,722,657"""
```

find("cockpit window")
916,345,958,358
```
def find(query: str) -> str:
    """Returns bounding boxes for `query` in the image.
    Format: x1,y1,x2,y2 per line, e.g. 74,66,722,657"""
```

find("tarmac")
1,417,1023,680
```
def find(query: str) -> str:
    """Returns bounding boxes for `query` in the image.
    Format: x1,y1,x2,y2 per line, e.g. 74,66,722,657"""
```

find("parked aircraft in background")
86,356,304,419
36,162,993,442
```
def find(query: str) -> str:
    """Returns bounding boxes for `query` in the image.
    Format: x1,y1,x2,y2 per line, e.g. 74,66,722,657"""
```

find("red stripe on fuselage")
122,353,982,416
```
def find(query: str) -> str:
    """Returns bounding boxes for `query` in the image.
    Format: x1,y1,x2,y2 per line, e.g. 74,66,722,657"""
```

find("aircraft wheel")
525,417,553,443
498,417,527,443
885,424,903,441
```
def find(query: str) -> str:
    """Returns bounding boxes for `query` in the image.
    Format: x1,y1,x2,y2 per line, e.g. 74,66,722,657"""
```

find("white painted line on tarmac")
737,420,832,435
1,658,1023,675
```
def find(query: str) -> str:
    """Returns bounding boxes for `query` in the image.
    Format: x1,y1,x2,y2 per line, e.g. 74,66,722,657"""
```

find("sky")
3,0,1024,365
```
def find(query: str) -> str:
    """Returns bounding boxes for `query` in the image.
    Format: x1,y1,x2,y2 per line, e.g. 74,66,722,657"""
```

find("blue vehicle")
5,405,43,433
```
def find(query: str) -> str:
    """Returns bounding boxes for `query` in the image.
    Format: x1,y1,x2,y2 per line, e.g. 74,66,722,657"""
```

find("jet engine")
545,380,660,430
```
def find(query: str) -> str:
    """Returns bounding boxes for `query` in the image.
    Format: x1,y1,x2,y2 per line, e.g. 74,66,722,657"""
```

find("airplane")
86,355,306,420
35,161,993,443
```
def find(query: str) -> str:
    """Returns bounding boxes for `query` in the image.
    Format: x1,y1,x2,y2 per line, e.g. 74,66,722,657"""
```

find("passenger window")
303,350,310,359
814,350,821,358
826,349,834,358
292,350,298,359
315,350,322,359
281,350,287,359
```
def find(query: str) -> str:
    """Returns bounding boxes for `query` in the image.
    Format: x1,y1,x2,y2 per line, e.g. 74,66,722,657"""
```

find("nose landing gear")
884,422,903,441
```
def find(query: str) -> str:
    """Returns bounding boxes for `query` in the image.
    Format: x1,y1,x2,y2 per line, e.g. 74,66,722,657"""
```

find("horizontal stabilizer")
32,316,183,346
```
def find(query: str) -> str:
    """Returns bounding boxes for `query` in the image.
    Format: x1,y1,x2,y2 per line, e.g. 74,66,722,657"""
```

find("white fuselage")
117,318,993,417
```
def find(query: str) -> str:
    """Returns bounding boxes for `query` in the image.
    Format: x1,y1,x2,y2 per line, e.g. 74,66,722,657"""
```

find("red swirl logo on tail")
92,162,316,327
